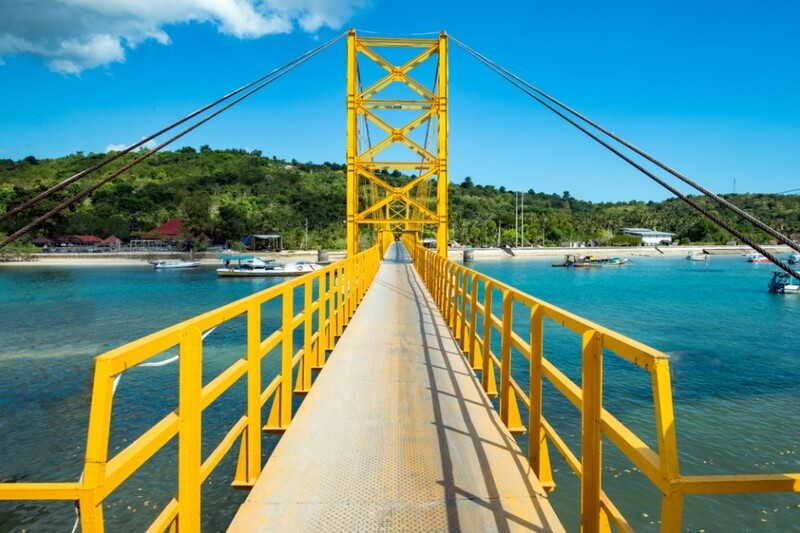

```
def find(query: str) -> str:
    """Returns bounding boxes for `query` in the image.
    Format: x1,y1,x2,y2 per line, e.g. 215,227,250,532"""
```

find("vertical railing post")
245,302,261,482
529,304,543,471
653,359,683,532
459,271,469,350
337,264,345,337
296,278,313,393
451,268,461,332
468,274,480,370
79,359,115,532
177,327,203,531
316,270,328,367
499,290,513,426
266,286,294,431
327,270,335,348
350,256,357,317
481,282,495,396
581,329,603,532
528,303,554,490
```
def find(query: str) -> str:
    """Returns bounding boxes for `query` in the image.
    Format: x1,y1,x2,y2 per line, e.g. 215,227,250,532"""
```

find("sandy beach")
1,245,791,266
0,250,347,267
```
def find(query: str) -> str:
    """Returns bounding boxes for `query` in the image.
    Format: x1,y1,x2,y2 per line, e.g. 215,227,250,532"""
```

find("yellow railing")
403,234,800,532
0,244,383,531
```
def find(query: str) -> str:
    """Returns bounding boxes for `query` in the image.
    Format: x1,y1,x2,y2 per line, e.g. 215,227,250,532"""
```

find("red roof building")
59,235,104,245
142,218,184,240
103,235,122,246
142,219,211,242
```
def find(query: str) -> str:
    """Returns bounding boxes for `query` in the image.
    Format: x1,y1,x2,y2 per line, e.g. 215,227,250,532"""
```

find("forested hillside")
1,148,798,249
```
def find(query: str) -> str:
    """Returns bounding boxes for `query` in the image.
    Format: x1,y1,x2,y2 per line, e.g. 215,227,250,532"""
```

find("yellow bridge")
1,31,799,532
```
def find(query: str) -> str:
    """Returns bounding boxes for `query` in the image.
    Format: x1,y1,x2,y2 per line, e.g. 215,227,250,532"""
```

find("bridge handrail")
402,234,800,532
0,243,384,532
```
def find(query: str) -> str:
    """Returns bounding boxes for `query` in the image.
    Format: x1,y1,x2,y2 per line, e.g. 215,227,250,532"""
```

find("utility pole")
514,192,518,247
498,221,501,246
521,192,525,247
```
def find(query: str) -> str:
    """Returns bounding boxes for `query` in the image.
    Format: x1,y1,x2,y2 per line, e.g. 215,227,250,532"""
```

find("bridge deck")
228,243,563,532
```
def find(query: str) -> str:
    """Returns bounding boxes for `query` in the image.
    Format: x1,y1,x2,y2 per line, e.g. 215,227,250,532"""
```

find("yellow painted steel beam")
346,30,448,257
436,31,448,256
361,99,433,110
346,29,359,255
357,37,437,47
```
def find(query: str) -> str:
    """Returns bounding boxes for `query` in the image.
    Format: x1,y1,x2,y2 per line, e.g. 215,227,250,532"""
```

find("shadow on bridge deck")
228,243,563,532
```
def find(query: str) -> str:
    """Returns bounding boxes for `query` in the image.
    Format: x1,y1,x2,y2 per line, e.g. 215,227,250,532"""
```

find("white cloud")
0,0,366,74
105,138,158,152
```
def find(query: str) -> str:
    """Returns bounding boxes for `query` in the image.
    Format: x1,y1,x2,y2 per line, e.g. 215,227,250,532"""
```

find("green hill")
1,148,798,249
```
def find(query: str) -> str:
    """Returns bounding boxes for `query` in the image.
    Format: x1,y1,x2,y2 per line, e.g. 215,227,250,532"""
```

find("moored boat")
594,257,630,267
746,253,771,263
788,252,800,264
686,251,709,261
217,255,321,277
151,259,200,269
768,271,800,294
552,255,630,267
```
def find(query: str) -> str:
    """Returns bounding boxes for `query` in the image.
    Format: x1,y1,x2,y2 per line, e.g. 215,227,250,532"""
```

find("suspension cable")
451,36,800,281
450,36,800,257
0,32,346,249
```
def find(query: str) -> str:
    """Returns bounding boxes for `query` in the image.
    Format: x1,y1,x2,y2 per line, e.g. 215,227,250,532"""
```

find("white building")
620,227,676,246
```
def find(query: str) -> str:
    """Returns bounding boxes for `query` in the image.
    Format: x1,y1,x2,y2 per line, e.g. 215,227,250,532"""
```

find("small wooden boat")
151,259,200,269
594,257,630,267
552,255,629,268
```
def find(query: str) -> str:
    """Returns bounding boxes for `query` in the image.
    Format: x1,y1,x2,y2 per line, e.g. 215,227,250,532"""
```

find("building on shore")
620,227,676,246
142,218,211,248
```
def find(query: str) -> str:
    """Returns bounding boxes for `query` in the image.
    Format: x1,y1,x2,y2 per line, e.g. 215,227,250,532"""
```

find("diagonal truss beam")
359,107,436,162
357,44,438,101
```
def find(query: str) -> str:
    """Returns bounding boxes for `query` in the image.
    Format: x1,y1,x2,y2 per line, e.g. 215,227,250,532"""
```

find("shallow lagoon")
0,255,798,530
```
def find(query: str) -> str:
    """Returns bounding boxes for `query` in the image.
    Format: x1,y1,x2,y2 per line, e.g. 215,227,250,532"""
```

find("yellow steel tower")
346,30,448,256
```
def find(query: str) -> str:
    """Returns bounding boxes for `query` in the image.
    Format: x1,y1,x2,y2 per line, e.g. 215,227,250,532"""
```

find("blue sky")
1,0,799,202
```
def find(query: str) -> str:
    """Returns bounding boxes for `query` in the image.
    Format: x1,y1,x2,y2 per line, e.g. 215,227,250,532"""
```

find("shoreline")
0,245,790,267
446,244,793,260
0,250,345,267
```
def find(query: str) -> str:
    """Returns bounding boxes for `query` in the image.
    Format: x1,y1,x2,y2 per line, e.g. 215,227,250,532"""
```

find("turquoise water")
0,257,798,531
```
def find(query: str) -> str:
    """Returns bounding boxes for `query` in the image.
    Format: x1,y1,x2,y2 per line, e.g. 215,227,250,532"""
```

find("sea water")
0,257,798,531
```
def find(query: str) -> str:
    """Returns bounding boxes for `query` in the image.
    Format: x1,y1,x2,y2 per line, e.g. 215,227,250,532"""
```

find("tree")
179,192,212,235
461,176,474,189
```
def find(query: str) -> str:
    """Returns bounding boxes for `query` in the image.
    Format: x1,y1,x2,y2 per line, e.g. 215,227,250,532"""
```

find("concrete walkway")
228,243,563,532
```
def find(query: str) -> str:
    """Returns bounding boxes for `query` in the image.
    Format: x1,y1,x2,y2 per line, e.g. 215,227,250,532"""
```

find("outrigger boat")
768,271,800,294
217,255,322,277
151,259,200,269
552,255,630,268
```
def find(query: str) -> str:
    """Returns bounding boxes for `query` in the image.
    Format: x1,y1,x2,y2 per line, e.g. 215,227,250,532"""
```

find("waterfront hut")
31,236,52,248
242,233,282,252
